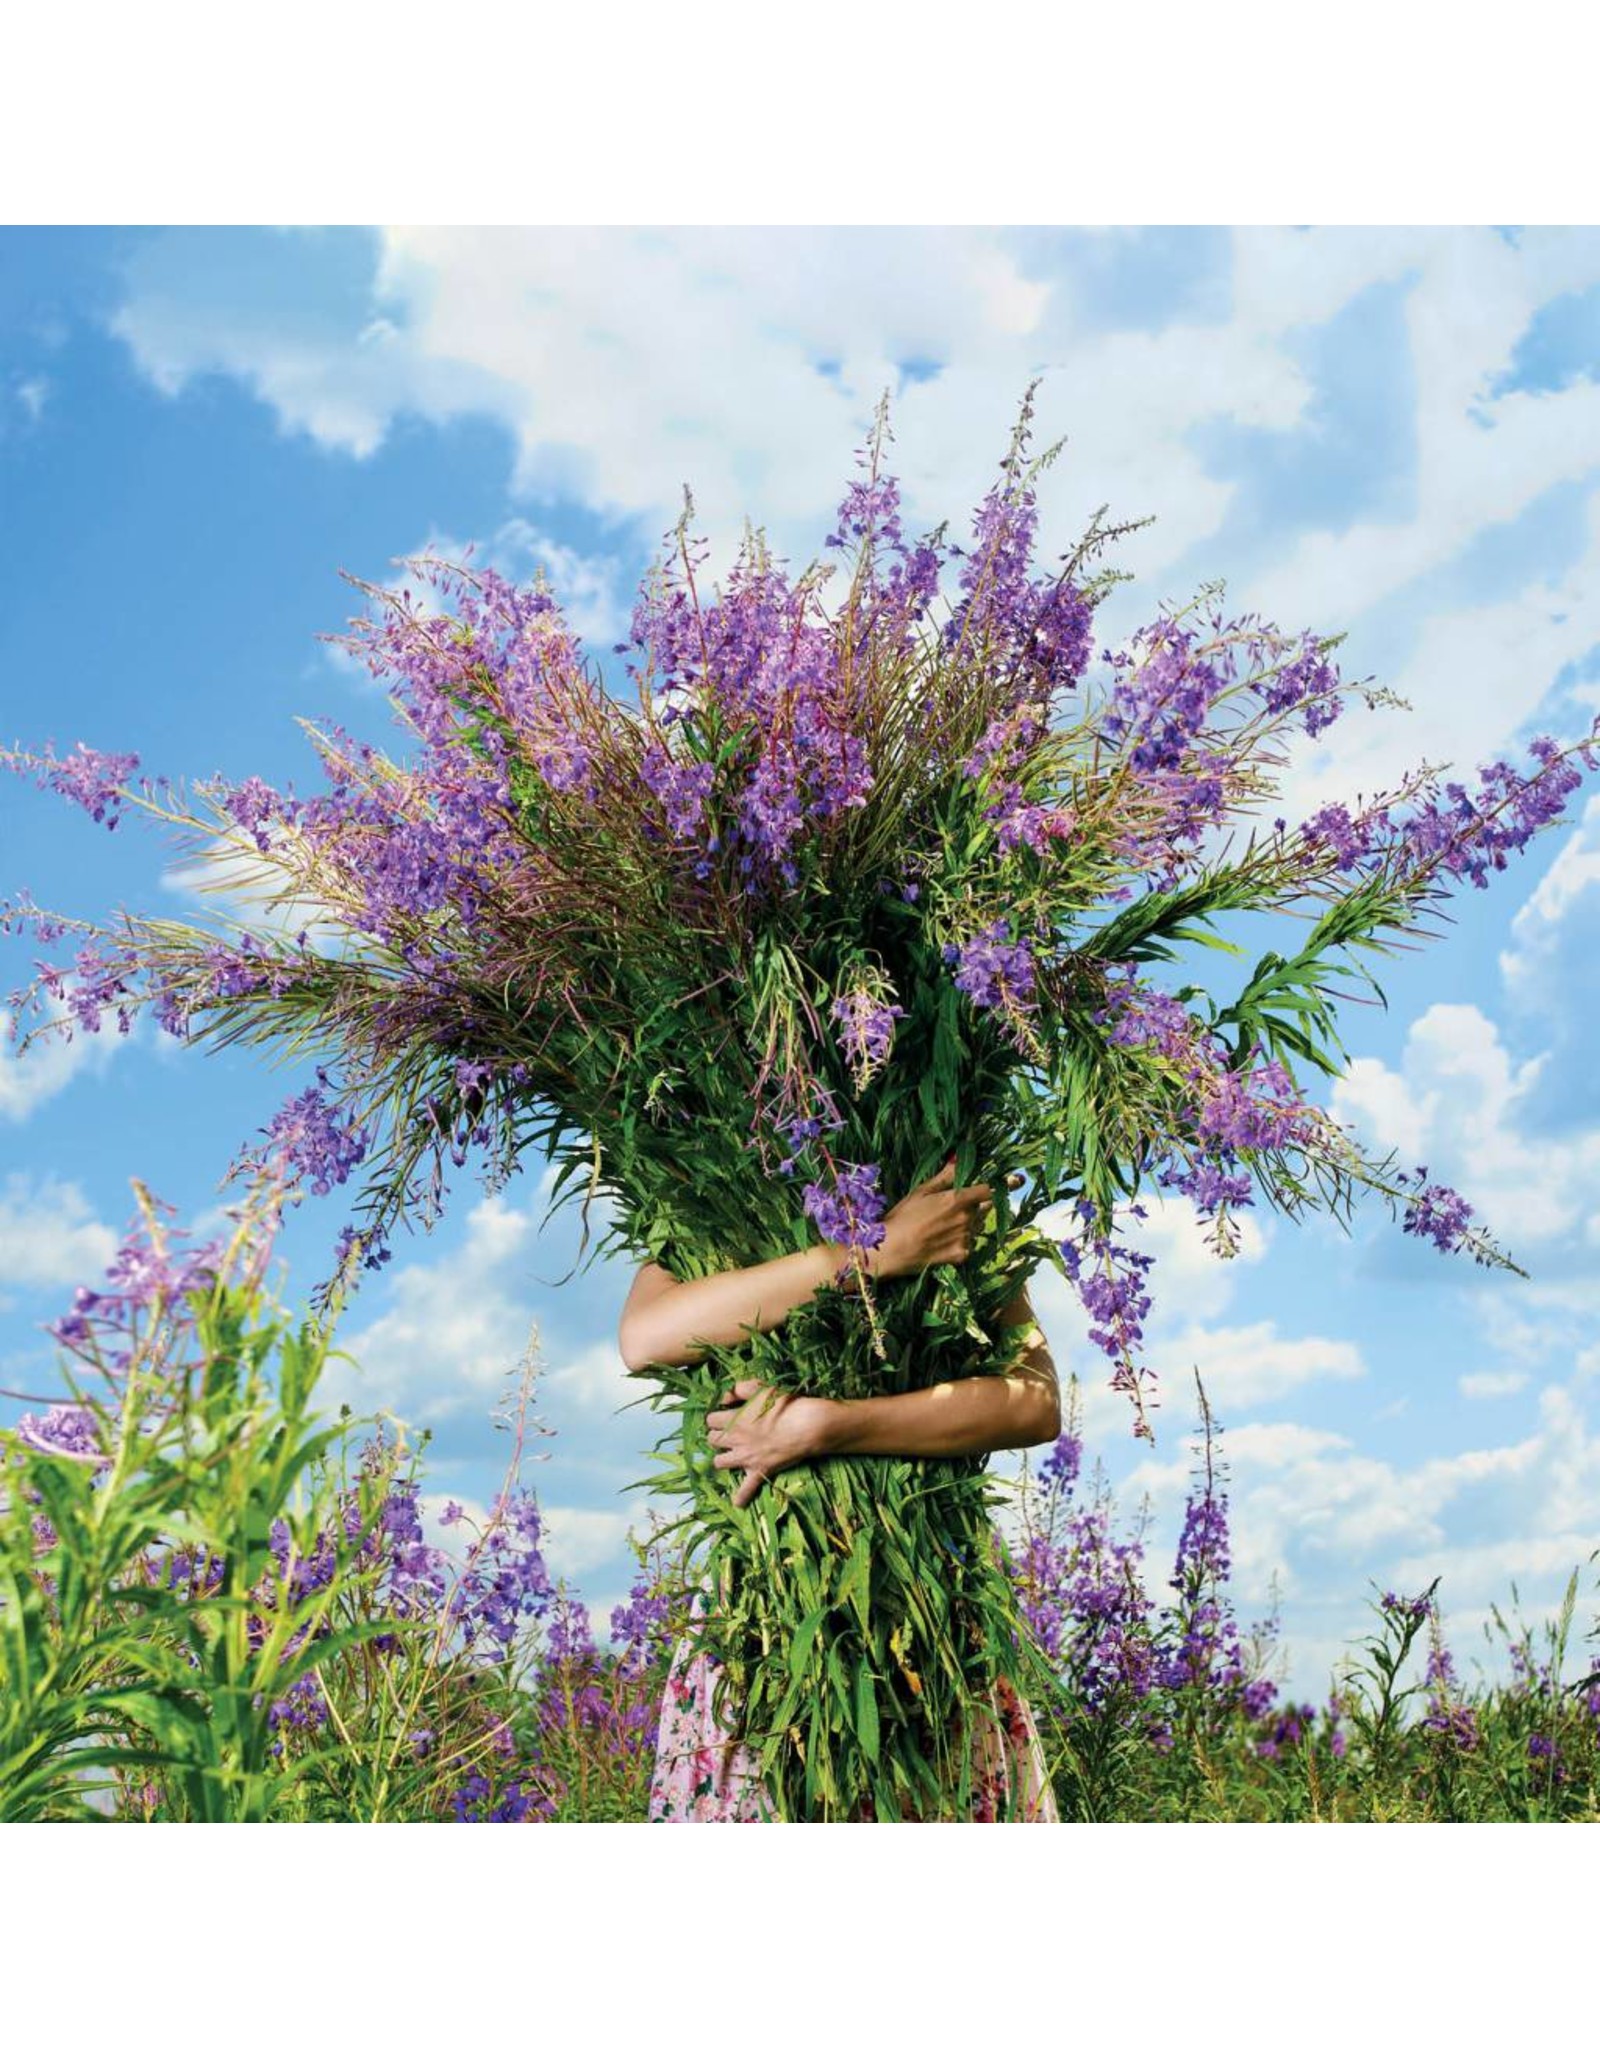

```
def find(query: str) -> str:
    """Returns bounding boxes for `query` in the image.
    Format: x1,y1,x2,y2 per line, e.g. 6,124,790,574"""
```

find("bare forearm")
818,1370,1061,1459
621,1242,848,1370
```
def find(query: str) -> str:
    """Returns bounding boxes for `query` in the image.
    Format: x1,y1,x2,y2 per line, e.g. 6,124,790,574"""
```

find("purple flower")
1056,1202,1156,1427
802,1161,887,1251
238,1080,370,1199
547,1592,595,1663
46,1201,225,1356
609,1570,674,1681
446,1485,554,1664
14,1402,106,1463
7,739,144,830
640,743,717,843
1398,1167,1477,1257
1037,1431,1082,1494
220,774,290,854
1255,632,1345,739
1155,1441,1250,1700
1379,1588,1433,1623
1421,1620,1480,1750
831,984,906,1088
947,918,1038,1013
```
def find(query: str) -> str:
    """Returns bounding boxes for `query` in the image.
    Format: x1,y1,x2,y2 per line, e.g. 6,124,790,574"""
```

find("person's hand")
705,1378,838,1509
870,1156,1025,1280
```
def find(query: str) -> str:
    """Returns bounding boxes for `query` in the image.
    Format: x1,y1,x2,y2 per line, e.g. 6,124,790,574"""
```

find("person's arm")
617,1244,847,1372
705,1285,1060,1506
617,1157,1011,1373
821,1301,1060,1458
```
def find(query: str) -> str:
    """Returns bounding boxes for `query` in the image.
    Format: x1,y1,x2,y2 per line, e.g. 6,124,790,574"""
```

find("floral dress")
648,1594,1059,1823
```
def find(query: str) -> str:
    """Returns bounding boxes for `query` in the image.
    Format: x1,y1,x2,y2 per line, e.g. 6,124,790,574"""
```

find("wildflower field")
4,1173,1595,1824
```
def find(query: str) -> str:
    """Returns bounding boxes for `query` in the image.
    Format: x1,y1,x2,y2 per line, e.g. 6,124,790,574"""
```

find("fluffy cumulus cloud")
1028,1189,1364,1438
315,1169,659,1527
540,1502,635,1582
0,1172,117,1310
1460,1368,1531,1399
317,1193,547,1426
1095,1365,1600,1693
1,990,130,1122
106,226,1600,836
103,224,1300,612
1333,1001,1600,1296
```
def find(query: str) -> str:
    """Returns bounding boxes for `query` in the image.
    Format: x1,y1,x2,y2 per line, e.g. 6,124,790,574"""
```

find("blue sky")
4,225,1600,1700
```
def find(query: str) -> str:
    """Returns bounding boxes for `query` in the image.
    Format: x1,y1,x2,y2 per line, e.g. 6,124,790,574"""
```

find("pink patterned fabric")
648,1600,1060,1823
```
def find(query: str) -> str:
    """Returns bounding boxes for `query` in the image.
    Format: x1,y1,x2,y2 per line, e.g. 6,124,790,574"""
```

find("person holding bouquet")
621,1158,1063,1822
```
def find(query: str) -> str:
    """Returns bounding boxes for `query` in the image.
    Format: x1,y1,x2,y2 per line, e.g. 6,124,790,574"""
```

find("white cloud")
315,1178,638,1449
1031,1189,1360,1431
1244,229,1600,624
541,1502,634,1581
1270,489,1600,835
1102,1369,1598,1661
1155,1321,1366,1412
320,1194,546,1424
1460,1368,1531,1398
542,1335,638,1417
0,989,130,1122
1332,1001,1600,1250
13,374,48,423
1384,1535,1597,1630
0,1173,117,1305
108,228,1600,686
1499,790,1600,992
108,229,1600,914
1475,1292,1587,1372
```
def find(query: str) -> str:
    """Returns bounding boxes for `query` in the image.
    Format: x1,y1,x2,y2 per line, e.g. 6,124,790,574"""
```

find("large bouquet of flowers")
6,385,1595,1818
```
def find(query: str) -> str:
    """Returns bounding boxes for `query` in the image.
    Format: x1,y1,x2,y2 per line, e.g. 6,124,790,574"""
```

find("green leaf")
787,1607,826,1681
855,1664,880,1765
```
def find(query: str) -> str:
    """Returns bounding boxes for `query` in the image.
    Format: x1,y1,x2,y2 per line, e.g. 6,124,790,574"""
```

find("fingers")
923,1163,1025,1206
954,1171,1024,1211
925,1158,1022,1189
732,1469,765,1509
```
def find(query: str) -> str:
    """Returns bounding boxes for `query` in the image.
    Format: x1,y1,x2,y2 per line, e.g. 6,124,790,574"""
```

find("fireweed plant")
6,386,1600,1818
1006,1383,1600,1823
7,1187,1595,1823
0,1171,690,1823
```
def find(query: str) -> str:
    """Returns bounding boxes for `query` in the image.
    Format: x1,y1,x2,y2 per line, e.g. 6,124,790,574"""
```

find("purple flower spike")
802,1161,887,1251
